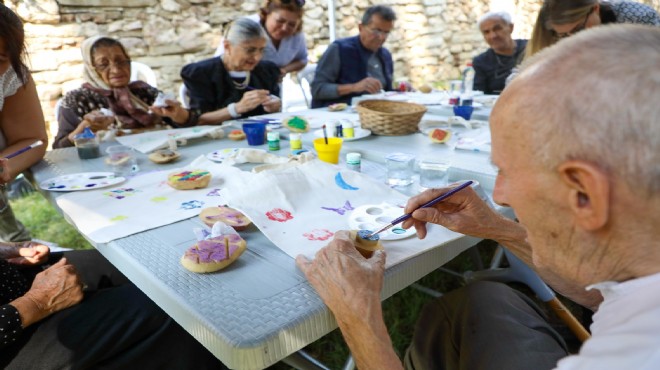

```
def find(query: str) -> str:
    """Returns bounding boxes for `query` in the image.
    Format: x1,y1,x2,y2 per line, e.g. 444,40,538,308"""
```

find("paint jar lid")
346,152,361,163
267,132,279,140
289,133,301,140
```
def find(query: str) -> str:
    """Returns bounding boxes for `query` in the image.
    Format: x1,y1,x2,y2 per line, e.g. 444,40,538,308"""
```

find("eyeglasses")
366,26,391,38
94,59,131,72
281,0,305,7
238,45,265,56
554,8,593,39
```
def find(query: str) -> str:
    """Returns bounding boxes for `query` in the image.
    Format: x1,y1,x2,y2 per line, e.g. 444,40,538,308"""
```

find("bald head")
494,25,660,196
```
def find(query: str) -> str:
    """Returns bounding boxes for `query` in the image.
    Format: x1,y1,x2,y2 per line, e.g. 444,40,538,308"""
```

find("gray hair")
361,5,397,25
514,24,660,196
478,11,513,28
225,17,267,45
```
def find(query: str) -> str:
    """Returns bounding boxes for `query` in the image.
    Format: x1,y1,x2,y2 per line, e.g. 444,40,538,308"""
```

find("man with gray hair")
311,5,396,108
297,25,660,370
473,11,527,94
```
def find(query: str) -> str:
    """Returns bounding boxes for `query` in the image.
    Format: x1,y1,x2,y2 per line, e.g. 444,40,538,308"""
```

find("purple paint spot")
321,200,355,215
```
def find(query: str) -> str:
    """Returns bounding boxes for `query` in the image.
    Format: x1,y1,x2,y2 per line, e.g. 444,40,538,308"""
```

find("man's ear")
223,39,231,55
557,160,610,231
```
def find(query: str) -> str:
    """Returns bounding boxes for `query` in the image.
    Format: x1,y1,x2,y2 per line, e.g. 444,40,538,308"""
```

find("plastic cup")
453,105,474,120
74,136,100,159
243,122,267,146
313,137,343,164
106,145,137,177
419,159,450,190
386,152,415,186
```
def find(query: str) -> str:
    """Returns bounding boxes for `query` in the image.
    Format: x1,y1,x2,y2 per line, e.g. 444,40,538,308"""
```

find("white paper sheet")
115,125,225,153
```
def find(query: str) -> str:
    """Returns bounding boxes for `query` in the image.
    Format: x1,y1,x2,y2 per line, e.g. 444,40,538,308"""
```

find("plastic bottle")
342,121,355,138
289,133,302,151
462,62,475,95
267,131,280,151
346,152,361,172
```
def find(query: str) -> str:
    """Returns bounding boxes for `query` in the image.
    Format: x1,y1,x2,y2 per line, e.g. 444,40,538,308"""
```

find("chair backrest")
179,84,190,109
130,61,158,87
297,63,316,108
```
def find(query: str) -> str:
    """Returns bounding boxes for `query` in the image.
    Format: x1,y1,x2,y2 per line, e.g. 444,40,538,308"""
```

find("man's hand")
6,242,50,266
296,230,386,326
353,77,383,94
402,186,518,240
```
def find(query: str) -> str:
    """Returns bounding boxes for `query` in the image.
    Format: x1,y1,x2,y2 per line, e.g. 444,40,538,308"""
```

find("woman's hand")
10,258,84,327
151,100,190,125
0,158,11,184
236,90,270,114
7,242,50,266
67,110,114,144
262,95,282,113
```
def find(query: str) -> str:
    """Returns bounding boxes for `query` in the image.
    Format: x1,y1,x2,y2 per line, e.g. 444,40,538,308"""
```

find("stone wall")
5,0,660,142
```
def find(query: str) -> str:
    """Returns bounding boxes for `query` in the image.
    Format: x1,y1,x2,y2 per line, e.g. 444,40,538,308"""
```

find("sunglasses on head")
281,0,305,7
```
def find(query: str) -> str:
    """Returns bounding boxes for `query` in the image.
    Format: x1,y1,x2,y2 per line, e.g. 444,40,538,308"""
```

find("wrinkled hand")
354,77,383,94
262,95,281,113
150,99,189,124
236,90,270,114
0,158,10,184
296,230,386,324
7,242,50,266
402,186,514,240
83,110,115,131
24,258,83,318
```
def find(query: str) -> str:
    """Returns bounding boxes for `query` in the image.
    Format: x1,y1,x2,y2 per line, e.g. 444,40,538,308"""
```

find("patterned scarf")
80,36,160,129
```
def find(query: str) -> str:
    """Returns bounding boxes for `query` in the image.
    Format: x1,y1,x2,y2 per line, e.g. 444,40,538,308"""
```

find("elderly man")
473,11,527,94
311,5,396,108
297,25,660,370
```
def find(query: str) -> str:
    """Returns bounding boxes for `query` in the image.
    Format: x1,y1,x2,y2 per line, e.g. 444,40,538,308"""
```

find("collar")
587,271,660,300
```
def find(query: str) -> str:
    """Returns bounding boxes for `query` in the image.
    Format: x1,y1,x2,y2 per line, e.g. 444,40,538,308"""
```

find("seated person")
311,5,396,108
215,0,308,79
297,25,660,370
525,0,660,58
54,36,190,148
473,11,527,94
180,17,281,125
0,5,48,242
0,158,226,368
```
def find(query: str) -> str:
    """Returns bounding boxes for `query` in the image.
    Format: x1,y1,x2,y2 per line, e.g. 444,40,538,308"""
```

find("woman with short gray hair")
180,17,281,125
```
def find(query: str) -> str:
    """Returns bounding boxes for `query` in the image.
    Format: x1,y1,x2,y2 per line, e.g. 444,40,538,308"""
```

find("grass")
14,193,581,369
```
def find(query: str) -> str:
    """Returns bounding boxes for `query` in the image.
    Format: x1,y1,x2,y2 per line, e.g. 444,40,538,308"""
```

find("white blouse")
0,66,22,112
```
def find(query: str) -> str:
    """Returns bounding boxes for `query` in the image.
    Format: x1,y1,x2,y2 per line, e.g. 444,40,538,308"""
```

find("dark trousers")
1,250,226,370
404,281,569,370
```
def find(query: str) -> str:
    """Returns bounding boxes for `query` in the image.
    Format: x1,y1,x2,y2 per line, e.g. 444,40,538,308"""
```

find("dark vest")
312,36,394,108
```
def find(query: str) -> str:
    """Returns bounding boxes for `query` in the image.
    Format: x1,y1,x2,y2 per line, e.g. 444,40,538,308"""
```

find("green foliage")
10,192,92,250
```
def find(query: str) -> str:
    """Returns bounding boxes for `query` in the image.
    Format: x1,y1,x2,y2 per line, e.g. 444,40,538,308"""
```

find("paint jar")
243,122,267,146
313,137,343,164
289,133,302,150
346,152,361,172
335,121,343,137
453,105,474,120
267,131,280,151
385,152,415,186
73,128,100,159
342,121,355,138
419,159,450,190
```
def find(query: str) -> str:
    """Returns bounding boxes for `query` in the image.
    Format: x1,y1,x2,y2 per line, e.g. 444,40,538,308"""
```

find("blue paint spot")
85,183,96,187
49,184,66,189
391,228,406,234
335,173,359,191
357,229,379,241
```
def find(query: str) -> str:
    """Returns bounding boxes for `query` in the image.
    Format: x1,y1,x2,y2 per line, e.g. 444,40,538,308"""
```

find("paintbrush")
322,124,328,144
367,180,474,238
4,140,44,160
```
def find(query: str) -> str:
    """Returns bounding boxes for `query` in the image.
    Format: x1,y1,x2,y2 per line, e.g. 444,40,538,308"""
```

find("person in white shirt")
296,24,660,370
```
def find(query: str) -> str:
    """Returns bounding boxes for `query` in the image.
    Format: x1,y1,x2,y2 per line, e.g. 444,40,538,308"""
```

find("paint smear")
303,229,334,241
266,208,293,222
180,200,204,210
110,215,128,222
151,196,168,202
321,200,354,215
334,173,359,190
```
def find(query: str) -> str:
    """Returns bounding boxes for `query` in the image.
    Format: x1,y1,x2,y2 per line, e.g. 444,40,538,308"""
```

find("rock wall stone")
3,0,659,141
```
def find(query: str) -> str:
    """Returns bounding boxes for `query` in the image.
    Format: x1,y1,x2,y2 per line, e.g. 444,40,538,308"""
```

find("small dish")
40,172,125,192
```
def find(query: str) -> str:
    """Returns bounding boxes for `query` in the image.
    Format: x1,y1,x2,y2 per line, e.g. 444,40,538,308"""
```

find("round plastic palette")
348,203,416,241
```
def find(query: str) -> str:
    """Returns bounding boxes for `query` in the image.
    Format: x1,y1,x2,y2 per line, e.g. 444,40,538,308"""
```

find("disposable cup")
105,145,137,176
313,137,343,164
243,123,267,146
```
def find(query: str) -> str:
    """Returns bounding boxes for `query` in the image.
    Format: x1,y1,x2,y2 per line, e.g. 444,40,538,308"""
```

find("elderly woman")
0,4,48,242
53,36,190,148
181,17,281,125
217,0,308,78
526,0,660,58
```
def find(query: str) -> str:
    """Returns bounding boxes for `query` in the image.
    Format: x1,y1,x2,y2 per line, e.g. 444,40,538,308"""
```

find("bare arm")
402,187,603,311
0,76,48,178
280,59,307,75
296,231,404,370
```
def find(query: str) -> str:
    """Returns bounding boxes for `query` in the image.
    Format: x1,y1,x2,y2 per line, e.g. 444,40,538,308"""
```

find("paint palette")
206,148,239,162
348,203,416,241
39,172,125,192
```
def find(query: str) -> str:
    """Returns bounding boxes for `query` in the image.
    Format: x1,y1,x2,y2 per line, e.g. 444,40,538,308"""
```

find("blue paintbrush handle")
389,180,474,226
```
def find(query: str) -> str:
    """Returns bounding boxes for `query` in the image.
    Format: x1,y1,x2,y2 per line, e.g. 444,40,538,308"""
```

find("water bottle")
462,62,475,95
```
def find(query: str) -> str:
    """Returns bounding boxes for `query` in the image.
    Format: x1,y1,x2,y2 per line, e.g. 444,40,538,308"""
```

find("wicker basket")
356,100,427,135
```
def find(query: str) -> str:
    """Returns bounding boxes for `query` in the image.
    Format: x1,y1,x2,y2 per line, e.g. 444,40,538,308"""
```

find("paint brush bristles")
322,124,328,144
